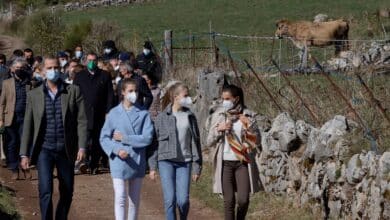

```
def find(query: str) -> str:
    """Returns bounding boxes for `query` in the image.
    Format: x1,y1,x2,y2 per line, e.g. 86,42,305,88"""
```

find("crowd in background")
0,40,162,177
0,39,261,220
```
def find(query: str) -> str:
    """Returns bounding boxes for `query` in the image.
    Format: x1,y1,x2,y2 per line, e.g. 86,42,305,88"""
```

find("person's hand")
20,157,29,170
239,115,251,127
77,149,86,162
113,131,123,142
217,122,232,132
192,174,200,182
149,170,158,181
118,150,128,159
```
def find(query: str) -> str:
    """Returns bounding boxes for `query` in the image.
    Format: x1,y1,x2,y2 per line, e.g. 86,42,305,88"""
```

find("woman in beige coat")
206,84,262,220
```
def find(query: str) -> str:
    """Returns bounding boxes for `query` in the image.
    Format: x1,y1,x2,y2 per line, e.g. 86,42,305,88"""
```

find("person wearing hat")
102,40,119,61
57,51,70,78
136,41,162,84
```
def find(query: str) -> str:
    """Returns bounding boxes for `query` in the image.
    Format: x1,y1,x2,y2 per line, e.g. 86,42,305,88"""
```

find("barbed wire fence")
156,30,390,153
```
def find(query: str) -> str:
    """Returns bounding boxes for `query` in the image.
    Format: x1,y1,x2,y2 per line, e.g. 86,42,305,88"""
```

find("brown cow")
275,19,349,55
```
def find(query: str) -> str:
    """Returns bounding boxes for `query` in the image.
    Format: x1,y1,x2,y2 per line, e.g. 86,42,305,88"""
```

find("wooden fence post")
212,32,219,67
164,30,173,74
191,35,195,67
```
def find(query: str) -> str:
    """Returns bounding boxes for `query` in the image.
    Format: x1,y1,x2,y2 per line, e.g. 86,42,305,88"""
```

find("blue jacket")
100,104,154,179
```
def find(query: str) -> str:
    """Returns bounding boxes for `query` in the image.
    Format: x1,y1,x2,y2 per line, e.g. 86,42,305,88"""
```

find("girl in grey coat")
149,82,202,220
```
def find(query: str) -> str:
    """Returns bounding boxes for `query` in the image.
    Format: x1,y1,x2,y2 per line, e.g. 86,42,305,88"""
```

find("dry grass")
164,38,390,154
191,163,320,219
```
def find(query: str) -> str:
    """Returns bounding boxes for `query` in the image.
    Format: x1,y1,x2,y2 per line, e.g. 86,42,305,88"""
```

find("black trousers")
88,126,108,170
37,148,74,220
222,160,250,220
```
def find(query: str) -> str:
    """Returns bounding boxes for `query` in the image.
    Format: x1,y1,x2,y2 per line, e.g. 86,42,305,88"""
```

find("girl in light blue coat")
100,78,154,220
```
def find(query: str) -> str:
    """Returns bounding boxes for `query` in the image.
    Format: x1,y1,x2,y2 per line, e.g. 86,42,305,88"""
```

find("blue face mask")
34,72,43,81
46,69,60,82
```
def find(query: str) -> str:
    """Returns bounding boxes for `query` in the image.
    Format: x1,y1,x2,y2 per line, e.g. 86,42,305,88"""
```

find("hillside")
61,0,389,41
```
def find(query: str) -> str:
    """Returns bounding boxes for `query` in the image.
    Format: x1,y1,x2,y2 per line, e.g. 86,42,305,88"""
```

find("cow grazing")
275,19,350,56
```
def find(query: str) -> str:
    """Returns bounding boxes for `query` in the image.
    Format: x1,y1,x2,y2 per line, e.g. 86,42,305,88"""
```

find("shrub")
81,19,124,54
24,10,65,55
63,20,92,50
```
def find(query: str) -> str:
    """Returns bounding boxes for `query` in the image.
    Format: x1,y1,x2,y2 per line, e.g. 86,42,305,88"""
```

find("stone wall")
64,0,149,11
197,70,390,219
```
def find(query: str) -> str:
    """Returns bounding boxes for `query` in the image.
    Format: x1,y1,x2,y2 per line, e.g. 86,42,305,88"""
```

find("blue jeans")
158,160,192,220
37,148,74,220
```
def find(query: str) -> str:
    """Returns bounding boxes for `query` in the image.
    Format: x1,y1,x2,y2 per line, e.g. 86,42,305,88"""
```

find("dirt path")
0,167,222,220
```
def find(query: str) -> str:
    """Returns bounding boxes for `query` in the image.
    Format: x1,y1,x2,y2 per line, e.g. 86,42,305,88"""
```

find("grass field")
62,0,389,40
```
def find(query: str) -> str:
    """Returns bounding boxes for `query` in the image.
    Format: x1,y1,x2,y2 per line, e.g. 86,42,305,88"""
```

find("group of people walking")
0,39,262,220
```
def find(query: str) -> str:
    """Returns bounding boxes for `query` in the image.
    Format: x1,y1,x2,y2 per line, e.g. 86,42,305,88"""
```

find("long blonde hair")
161,82,189,110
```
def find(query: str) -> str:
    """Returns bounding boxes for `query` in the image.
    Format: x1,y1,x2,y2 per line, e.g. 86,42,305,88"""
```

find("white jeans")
112,178,143,220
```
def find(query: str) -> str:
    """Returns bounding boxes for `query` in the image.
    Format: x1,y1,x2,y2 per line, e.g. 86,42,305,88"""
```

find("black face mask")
14,69,29,80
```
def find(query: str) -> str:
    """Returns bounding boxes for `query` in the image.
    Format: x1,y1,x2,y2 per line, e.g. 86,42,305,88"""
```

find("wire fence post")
191,34,195,67
212,32,219,67
164,30,173,75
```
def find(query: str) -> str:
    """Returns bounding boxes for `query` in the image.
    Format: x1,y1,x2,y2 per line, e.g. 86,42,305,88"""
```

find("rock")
378,152,390,179
383,186,390,219
194,69,225,149
296,120,312,144
346,154,366,184
327,58,348,70
366,181,381,220
268,113,298,152
314,14,329,23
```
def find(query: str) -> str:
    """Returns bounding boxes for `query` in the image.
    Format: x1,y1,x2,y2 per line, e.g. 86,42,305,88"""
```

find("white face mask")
60,60,67,67
222,100,234,110
125,92,137,104
114,65,120,71
179,97,192,108
115,76,122,84
104,48,112,54
75,51,83,58
143,48,151,56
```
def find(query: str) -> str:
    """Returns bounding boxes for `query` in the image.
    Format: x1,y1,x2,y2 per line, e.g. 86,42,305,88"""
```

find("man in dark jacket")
73,52,115,174
20,57,87,220
136,41,162,83
102,40,119,61
117,62,153,109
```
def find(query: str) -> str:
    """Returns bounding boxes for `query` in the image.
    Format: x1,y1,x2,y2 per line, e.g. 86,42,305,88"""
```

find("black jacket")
73,68,114,130
136,52,162,83
116,73,153,110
